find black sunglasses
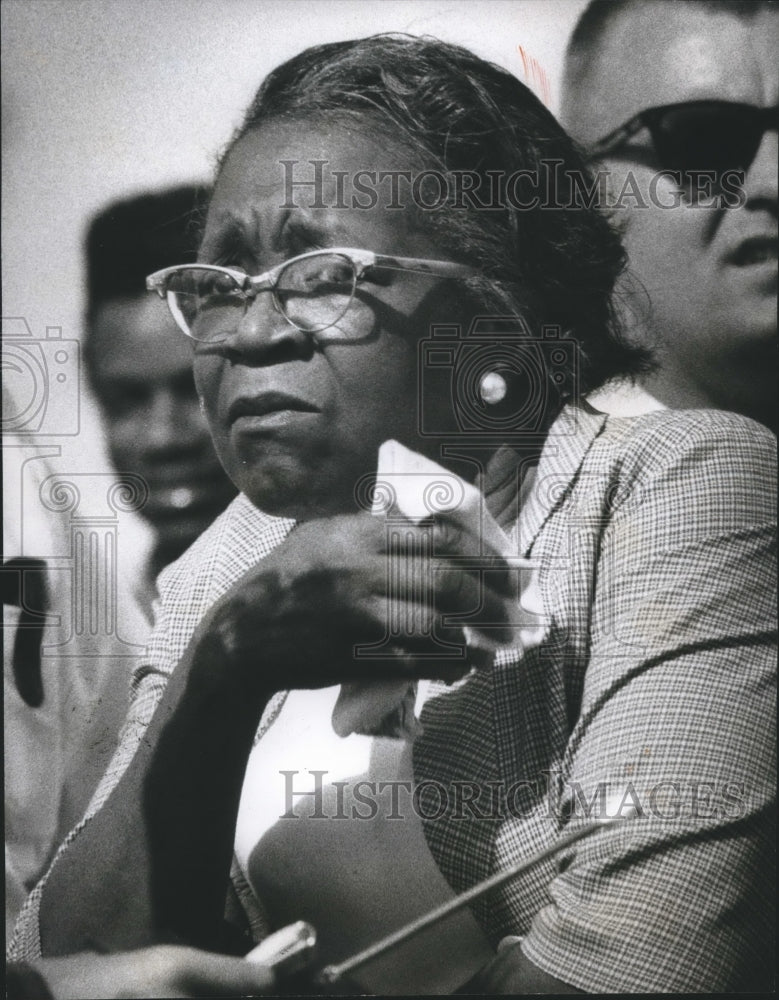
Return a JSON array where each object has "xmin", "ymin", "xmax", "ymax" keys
[{"xmin": 589, "ymin": 100, "xmax": 778, "ymax": 176}]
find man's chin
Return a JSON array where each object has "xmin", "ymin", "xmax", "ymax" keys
[
  {"xmin": 146, "ymin": 502, "xmax": 232, "ymax": 552},
  {"xmin": 242, "ymin": 482, "xmax": 358, "ymax": 522},
  {"xmin": 699, "ymin": 303, "xmax": 777, "ymax": 353},
  {"xmin": 710, "ymin": 339, "xmax": 778, "ymax": 433}
]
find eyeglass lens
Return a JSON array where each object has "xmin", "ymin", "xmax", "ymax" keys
[
  {"xmin": 648, "ymin": 105, "xmax": 771, "ymax": 176},
  {"xmin": 165, "ymin": 253, "xmax": 359, "ymax": 341}
]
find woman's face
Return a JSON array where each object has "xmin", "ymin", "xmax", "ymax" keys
[{"xmin": 195, "ymin": 119, "xmax": 466, "ymax": 519}]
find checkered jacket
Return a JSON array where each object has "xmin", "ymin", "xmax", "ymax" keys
[{"xmin": 10, "ymin": 404, "xmax": 777, "ymax": 992}]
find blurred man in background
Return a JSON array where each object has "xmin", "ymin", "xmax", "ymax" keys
[
  {"xmin": 84, "ymin": 186, "xmax": 237, "ymax": 611},
  {"xmin": 4, "ymin": 187, "xmax": 238, "ymax": 937},
  {"xmin": 562, "ymin": 0, "xmax": 777, "ymax": 432}
]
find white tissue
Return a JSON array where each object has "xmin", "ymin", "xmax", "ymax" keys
[{"xmin": 332, "ymin": 440, "xmax": 533, "ymax": 741}]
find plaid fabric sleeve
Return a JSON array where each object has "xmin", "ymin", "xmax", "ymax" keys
[{"xmin": 521, "ymin": 414, "xmax": 777, "ymax": 993}]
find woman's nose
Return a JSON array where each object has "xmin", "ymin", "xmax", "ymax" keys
[{"xmin": 225, "ymin": 290, "xmax": 312, "ymax": 359}]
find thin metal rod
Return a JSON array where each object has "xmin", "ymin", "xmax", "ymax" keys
[{"xmin": 317, "ymin": 816, "xmax": 626, "ymax": 984}]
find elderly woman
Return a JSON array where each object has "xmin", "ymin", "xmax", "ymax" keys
[{"xmin": 10, "ymin": 34, "xmax": 775, "ymax": 995}]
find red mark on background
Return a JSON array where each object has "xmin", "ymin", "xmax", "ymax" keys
[{"xmin": 518, "ymin": 45, "xmax": 551, "ymax": 107}]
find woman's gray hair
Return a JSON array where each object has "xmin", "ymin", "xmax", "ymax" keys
[{"xmin": 225, "ymin": 33, "xmax": 651, "ymax": 398}]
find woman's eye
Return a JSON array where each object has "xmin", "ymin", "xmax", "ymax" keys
[
  {"xmin": 280, "ymin": 256, "xmax": 353, "ymax": 293},
  {"xmin": 316, "ymin": 262, "xmax": 353, "ymax": 285},
  {"xmin": 198, "ymin": 272, "xmax": 243, "ymax": 300}
]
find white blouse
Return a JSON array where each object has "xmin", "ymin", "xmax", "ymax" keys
[{"xmin": 233, "ymin": 682, "xmax": 494, "ymax": 994}]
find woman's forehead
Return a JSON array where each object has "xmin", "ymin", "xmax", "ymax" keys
[
  {"xmin": 214, "ymin": 118, "xmax": 425, "ymax": 200},
  {"xmin": 203, "ymin": 120, "xmax": 434, "ymax": 259}
]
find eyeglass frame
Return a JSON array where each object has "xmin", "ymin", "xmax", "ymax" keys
[
  {"xmin": 146, "ymin": 247, "xmax": 478, "ymax": 341},
  {"xmin": 588, "ymin": 99, "xmax": 779, "ymax": 166}
]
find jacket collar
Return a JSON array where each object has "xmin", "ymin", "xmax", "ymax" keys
[{"xmin": 518, "ymin": 401, "xmax": 609, "ymax": 555}]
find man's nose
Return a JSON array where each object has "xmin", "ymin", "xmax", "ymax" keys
[
  {"xmin": 146, "ymin": 389, "xmax": 203, "ymax": 452},
  {"xmin": 225, "ymin": 290, "xmax": 311, "ymax": 359},
  {"xmin": 745, "ymin": 129, "xmax": 778, "ymax": 206}
]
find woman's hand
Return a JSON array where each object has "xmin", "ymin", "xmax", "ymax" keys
[{"xmin": 193, "ymin": 511, "xmax": 519, "ymax": 692}]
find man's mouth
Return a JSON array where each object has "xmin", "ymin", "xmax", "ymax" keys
[
  {"xmin": 148, "ymin": 479, "xmax": 231, "ymax": 514},
  {"xmin": 728, "ymin": 235, "xmax": 778, "ymax": 267}
]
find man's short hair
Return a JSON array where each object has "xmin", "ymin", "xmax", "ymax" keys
[
  {"xmin": 565, "ymin": 0, "xmax": 775, "ymax": 96},
  {"xmin": 85, "ymin": 185, "xmax": 210, "ymax": 321}
]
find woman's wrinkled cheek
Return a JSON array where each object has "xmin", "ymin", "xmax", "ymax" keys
[{"xmin": 193, "ymin": 354, "xmax": 230, "ymax": 459}]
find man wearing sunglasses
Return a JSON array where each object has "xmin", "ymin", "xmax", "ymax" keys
[{"xmin": 562, "ymin": 0, "xmax": 777, "ymax": 433}]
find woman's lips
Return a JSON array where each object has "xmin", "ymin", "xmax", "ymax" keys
[
  {"xmin": 228, "ymin": 391, "xmax": 319, "ymax": 421},
  {"xmin": 232, "ymin": 410, "xmax": 319, "ymax": 432},
  {"xmin": 228, "ymin": 391, "xmax": 320, "ymax": 432}
]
